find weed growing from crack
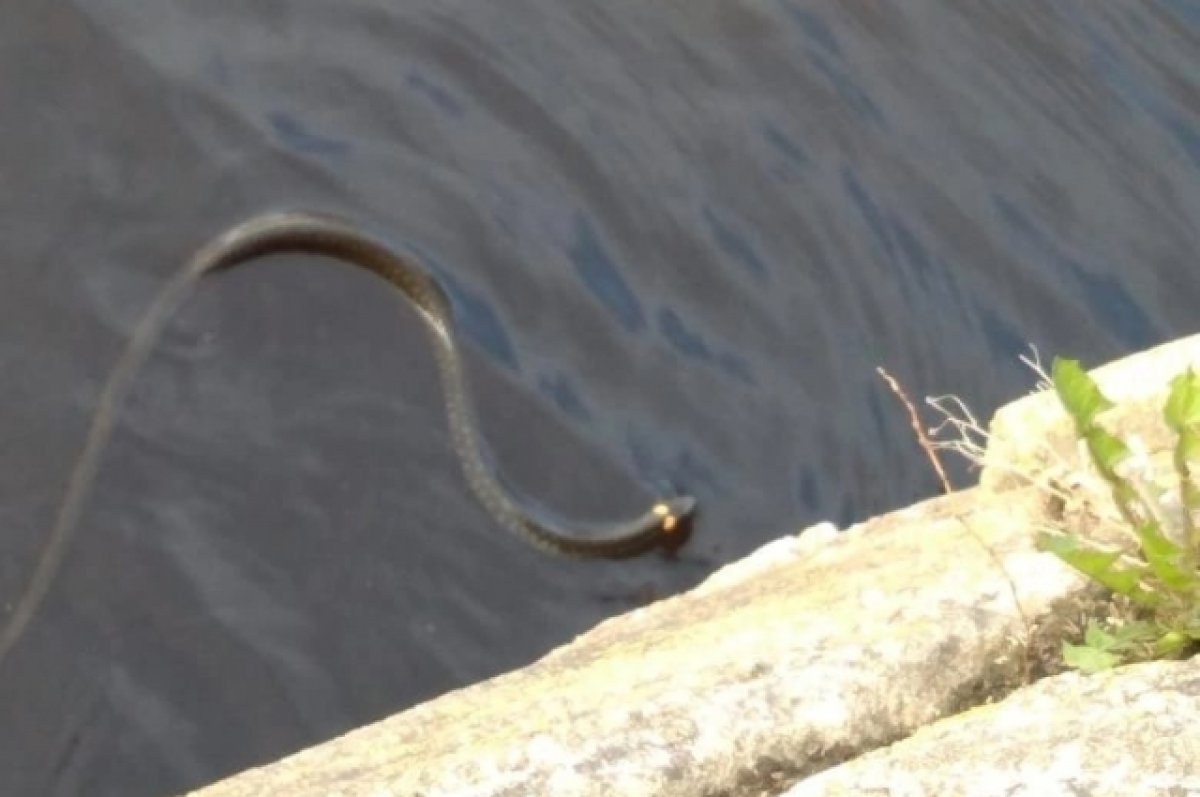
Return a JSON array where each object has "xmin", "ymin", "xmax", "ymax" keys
[{"xmin": 914, "ymin": 347, "xmax": 1200, "ymax": 672}]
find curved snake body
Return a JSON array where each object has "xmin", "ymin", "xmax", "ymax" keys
[{"xmin": 0, "ymin": 211, "xmax": 695, "ymax": 665}]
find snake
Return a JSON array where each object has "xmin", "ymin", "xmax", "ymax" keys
[{"xmin": 0, "ymin": 211, "xmax": 695, "ymax": 666}]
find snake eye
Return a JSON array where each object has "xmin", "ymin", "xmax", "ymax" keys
[{"xmin": 651, "ymin": 502, "xmax": 679, "ymax": 533}]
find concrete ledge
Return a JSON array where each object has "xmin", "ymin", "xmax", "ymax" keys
[
  {"xmin": 785, "ymin": 655, "xmax": 1200, "ymax": 796},
  {"xmin": 186, "ymin": 487, "xmax": 1075, "ymax": 797}
]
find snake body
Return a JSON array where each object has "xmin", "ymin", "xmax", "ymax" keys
[{"xmin": 0, "ymin": 211, "xmax": 694, "ymax": 665}]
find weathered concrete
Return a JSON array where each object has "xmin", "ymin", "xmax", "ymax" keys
[
  {"xmin": 784, "ymin": 656, "xmax": 1200, "ymax": 797},
  {"xmin": 184, "ymin": 334, "xmax": 1200, "ymax": 796},
  {"xmin": 186, "ymin": 487, "xmax": 1081, "ymax": 797}
]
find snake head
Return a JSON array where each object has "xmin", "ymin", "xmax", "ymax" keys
[{"xmin": 650, "ymin": 495, "xmax": 697, "ymax": 553}]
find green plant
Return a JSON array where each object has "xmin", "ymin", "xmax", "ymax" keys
[{"xmin": 1038, "ymin": 358, "xmax": 1200, "ymax": 673}]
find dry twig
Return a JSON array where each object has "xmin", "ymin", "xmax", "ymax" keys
[{"xmin": 877, "ymin": 366, "xmax": 954, "ymax": 494}]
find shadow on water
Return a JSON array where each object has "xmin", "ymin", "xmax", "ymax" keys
[{"xmin": 1, "ymin": 1, "xmax": 1198, "ymax": 794}]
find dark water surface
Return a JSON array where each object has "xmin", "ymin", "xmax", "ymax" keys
[{"xmin": 2, "ymin": 2, "xmax": 1198, "ymax": 794}]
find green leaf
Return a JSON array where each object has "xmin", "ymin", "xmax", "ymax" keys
[
  {"xmin": 1164, "ymin": 370, "xmax": 1200, "ymax": 431},
  {"xmin": 1132, "ymin": 521, "xmax": 1194, "ymax": 590},
  {"xmin": 1178, "ymin": 430, "xmax": 1200, "ymax": 465},
  {"xmin": 1082, "ymin": 427, "xmax": 1130, "ymax": 479},
  {"xmin": 1108, "ymin": 620, "xmax": 1158, "ymax": 649},
  {"xmin": 1155, "ymin": 631, "xmax": 1190, "ymax": 656},
  {"xmin": 1135, "ymin": 520, "xmax": 1181, "ymax": 559},
  {"xmin": 1147, "ymin": 558, "xmax": 1197, "ymax": 593},
  {"xmin": 1063, "ymin": 641, "xmax": 1119, "ymax": 673},
  {"xmin": 1181, "ymin": 478, "xmax": 1200, "ymax": 513},
  {"xmin": 1083, "ymin": 620, "xmax": 1116, "ymax": 651},
  {"xmin": 1108, "ymin": 480, "xmax": 1145, "ymax": 526},
  {"xmin": 1053, "ymin": 358, "xmax": 1113, "ymax": 431},
  {"xmin": 1037, "ymin": 533, "xmax": 1147, "ymax": 596}
]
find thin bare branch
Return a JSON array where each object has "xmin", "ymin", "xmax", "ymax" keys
[{"xmin": 877, "ymin": 366, "xmax": 954, "ymax": 494}]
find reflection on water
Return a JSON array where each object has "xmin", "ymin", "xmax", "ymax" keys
[{"xmin": 1, "ymin": 1, "xmax": 1198, "ymax": 794}]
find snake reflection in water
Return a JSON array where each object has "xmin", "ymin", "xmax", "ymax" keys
[{"xmin": 0, "ymin": 211, "xmax": 696, "ymax": 666}]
